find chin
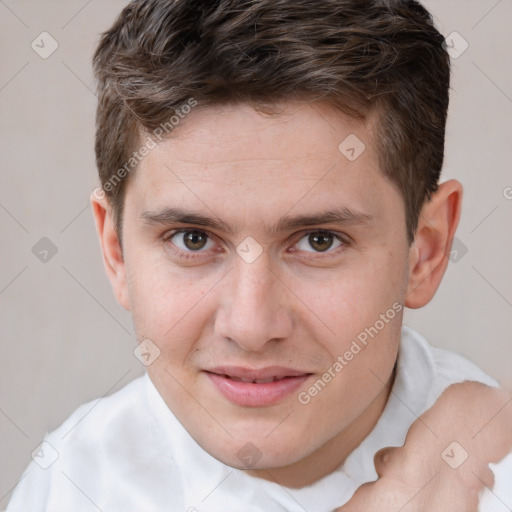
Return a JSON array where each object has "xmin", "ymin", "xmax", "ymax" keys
[{"xmin": 200, "ymin": 433, "xmax": 309, "ymax": 471}]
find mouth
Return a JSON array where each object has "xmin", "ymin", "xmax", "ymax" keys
[
  {"xmin": 215, "ymin": 375, "xmax": 293, "ymax": 384},
  {"xmin": 203, "ymin": 366, "xmax": 313, "ymax": 407}
]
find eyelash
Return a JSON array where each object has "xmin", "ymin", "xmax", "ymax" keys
[
  {"xmin": 162, "ymin": 229, "xmax": 217, "ymax": 261},
  {"xmin": 162, "ymin": 229, "xmax": 350, "ymax": 260},
  {"xmin": 288, "ymin": 230, "xmax": 349, "ymax": 258}
]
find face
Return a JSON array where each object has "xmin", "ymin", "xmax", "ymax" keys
[{"xmin": 108, "ymin": 102, "xmax": 412, "ymax": 481}]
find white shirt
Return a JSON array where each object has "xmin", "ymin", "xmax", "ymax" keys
[{"xmin": 7, "ymin": 327, "xmax": 512, "ymax": 511}]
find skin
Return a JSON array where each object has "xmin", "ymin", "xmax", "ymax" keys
[
  {"xmin": 338, "ymin": 382, "xmax": 512, "ymax": 511},
  {"xmin": 91, "ymin": 101, "xmax": 463, "ymax": 488}
]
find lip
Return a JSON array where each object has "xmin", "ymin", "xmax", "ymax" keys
[{"xmin": 204, "ymin": 366, "xmax": 313, "ymax": 407}]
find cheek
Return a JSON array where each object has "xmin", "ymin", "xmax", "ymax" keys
[
  {"xmin": 296, "ymin": 251, "xmax": 406, "ymax": 352},
  {"xmin": 292, "ymin": 250, "xmax": 405, "ymax": 419},
  {"xmin": 125, "ymin": 253, "xmax": 213, "ymax": 344}
]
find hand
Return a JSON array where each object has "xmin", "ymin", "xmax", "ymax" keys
[{"xmin": 337, "ymin": 382, "xmax": 512, "ymax": 512}]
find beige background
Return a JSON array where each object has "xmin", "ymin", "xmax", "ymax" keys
[{"xmin": 0, "ymin": 0, "xmax": 511, "ymax": 506}]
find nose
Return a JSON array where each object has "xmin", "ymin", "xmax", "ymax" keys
[{"xmin": 214, "ymin": 257, "xmax": 293, "ymax": 352}]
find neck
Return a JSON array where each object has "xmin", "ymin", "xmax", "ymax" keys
[{"xmin": 246, "ymin": 369, "xmax": 395, "ymax": 488}]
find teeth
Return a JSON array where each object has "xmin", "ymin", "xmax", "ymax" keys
[{"xmin": 225, "ymin": 375, "xmax": 283, "ymax": 383}]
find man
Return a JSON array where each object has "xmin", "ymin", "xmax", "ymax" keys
[{"xmin": 8, "ymin": 0, "xmax": 512, "ymax": 510}]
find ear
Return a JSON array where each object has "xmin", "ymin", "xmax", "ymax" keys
[
  {"xmin": 90, "ymin": 189, "xmax": 131, "ymax": 311},
  {"xmin": 405, "ymin": 180, "xmax": 463, "ymax": 309}
]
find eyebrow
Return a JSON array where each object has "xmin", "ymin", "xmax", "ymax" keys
[{"xmin": 140, "ymin": 206, "xmax": 373, "ymax": 235}]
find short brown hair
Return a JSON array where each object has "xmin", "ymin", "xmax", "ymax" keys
[{"xmin": 93, "ymin": 0, "xmax": 450, "ymax": 242}]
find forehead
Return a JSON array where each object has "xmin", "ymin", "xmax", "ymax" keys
[
  {"xmin": 127, "ymin": 102, "xmax": 403, "ymax": 231},
  {"xmin": 140, "ymin": 102, "xmax": 375, "ymax": 170}
]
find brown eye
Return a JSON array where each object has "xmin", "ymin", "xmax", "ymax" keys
[
  {"xmin": 295, "ymin": 231, "xmax": 343, "ymax": 253},
  {"xmin": 183, "ymin": 231, "xmax": 208, "ymax": 250},
  {"xmin": 170, "ymin": 230, "xmax": 213, "ymax": 251},
  {"xmin": 308, "ymin": 232, "xmax": 334, "ymax": 252}
]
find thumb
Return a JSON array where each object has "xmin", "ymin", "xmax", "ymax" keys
[{"xmin": 374, "ymin": 446, "xmax": 403, "ymax": 478}]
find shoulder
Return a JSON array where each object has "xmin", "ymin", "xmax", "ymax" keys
[
  {"xmin": 45, "ymin": 373, "xmax": 150, "ymax": 451},
  {"xmin": 399, "ymin": 326, "xmax": 498, "ymax": 407},
  {"xmin": 71, "ymin": 372, "xmax": 146, "ymax": 421},
  {"xmin": 7, "ymin": 374, "xmax": 157, "ymax": 511}
]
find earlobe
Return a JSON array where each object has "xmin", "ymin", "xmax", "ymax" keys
[
  {"xmin": 405, "ymin": 180, "xmax": 463, "ymax": 309},
  {"xmin": 90, "ymin": 190, "xmax": 131, "ymax": 311}
]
